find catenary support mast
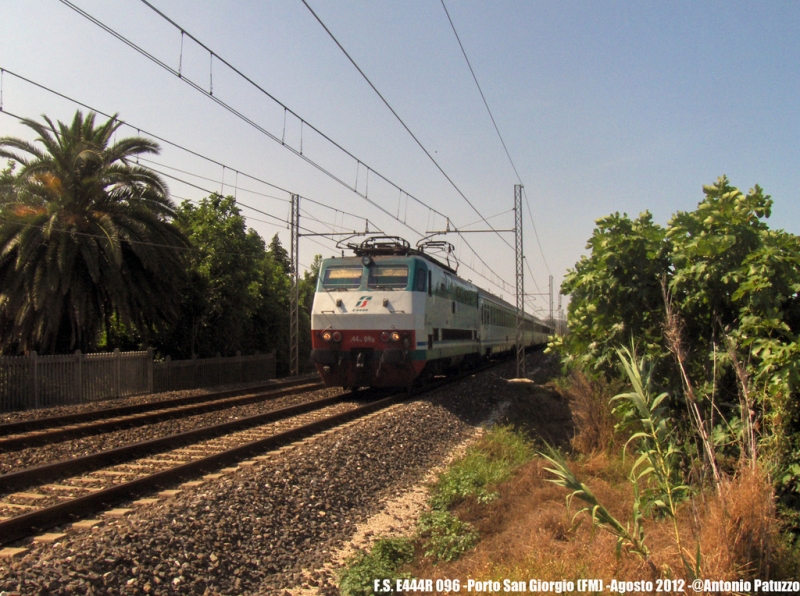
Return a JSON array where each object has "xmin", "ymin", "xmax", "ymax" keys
[
  {"xmin": 515, "ymin": 184, "xmax": 525, "ymax": 378},
  {"xmin": 289, "ymin": 194, "xmax": 300, "ymax": 376}
]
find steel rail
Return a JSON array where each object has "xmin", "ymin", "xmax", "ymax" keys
[
  {"xmin": 0, "ymin": 380, "xmax": 323, "ymax": 450},
  {"xmin": 0, "ymin": 374, "xmax": 319, "ymax": 436},
  {"xmin": 0, "ymin": 358, "xmax": 509, "ymax": 546},
  {"xmin": 0, "ymin": 389, "xmax": 354, "ymax": 494},
  {"xmin": 0, "ymin": 392, "xmax": 390, "ymax": 545}
]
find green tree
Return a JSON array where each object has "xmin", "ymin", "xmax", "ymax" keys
[
  {"xmin": 298, "ymin": 254, "xmax": 322, "ymax": 368},
  {"xmin": 153, "ymin": 194, "xmax": 268, "ymax": 357},
  {"xmin": 552, "ymin": 176, "xmax": 800, "ymax": 515},
  {"xmin": 0, "ymin": 111, "xmax": 187, "ymax": 354},
  {"xmin": 551, "ymin": 211, "xmax": 670, "ymax": 377},
  {"xmin": 268, "ymin": 233, "xmax": 292, "ymax": 273},
  {"xmin": 666, "ymin": 178, "xmax": 774, "ymax": 378},
  {"xmin": 149, "ymin": 195, "xmax": 321, "ymax": 373}
]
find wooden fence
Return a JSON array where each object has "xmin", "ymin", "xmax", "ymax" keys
[{"xmin": 0, "ymin": 350, "xmax": 276, "ymax": 413}]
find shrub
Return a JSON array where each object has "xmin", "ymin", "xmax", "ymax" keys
[
  {"xmin": 418, "ymin": 509, "xmax": 479, "ymax": 562},
  {"xmin": 338, "ymin": 538, "xmax": 414, "ymax": 596},
  {"xmin": 430, "ymin": 426, "xmax": 534, "ymax": 510}
]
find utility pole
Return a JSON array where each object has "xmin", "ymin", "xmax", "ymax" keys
[
  {"xmin": 514, "ymin": 184, "xmax": 525, "ymax": 378},
  {"xmin": 549, "ymin": 274, "xmax": 554, "ymax": 323},
  {"xmin": 289, "ymin": 194, "xmax": 300, "ymax": 376}
]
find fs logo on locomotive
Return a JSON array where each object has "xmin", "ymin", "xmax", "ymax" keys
[{"xmin": 354, "ymin": 296, "xmax": 372, "ymax": 310}]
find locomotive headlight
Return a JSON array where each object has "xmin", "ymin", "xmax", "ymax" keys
[
  {"xmin": 380, "ymin": 332, "xmax": 390, "ymax": 342},
  {"xmin": 321, "ymin": 331, "xmax": 333, "ymax": 342},
  {"xmin": 332, "ymin": 331, "xmax": 342, "ymax": 342},
  {"xmin": 390, "ymin": 331, "xmax": 401, "ymax": 342}
]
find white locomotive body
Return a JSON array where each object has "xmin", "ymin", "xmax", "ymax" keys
[{"xmin": 310, "ymin": 237, "xmax": 551, "ymax": 388}]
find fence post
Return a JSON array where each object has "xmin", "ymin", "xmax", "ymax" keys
[
  {"xmin": 165, "ymin": 355, "xmax": 172, "ymax": 391},
  {"xmin": 236, "ymin": 350, "xmax": 242, "ymax": 384},
  {"xmin": 114, "ymin": 348, "xmax": 121, "ymax": 398},
  {"xmin": 31, "ymin": 351, "xmax": 39, "ymax": 409},
  {"xmin": 146, "ymin": 348, "xmax": 154, "ymax": 395},
  {"xmin": 192, "ymin": 353, "xmax": 198, "ymax": 389},
  {"xmin": 75, "ymin": 350, "xmax": 83, "ymax": 403},
  {"xmin": 216, "ymin": 352, "xmax": 221, "ymax": 387}
]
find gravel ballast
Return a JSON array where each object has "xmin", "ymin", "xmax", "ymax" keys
[
  {"xmin": 0, "ymin": 380, "xmax": 311, "ymax": 425},
  {"xmin": 0, "ymin": 387, "xmax": 344, "ymax": 475},
  {"xmin": 0, "ymin": 361, "xmax": 522, "ymax": 595}
]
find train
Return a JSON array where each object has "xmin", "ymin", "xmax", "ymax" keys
[{"xmin": 310, "ymin": 236, "xmax": 553, "ymax": 388}]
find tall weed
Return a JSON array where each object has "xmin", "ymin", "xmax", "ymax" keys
[
  {"xmin": 563, "ymin": 370, "xmax": 620, "ymax": 454},
  {"xmin": 541, "ymin": 446, "xmax": 655, "ymax": 572},
  {"xmin": 700, "ymin": 466, "xmax": 792, "ymax": 580},
  {"xmin": 612, "ymin": 346, "xmax": 697, "ymax": 577},
  {"xmin": 542, "ymin": 347, "xmax": 699, "ymax": 578}
]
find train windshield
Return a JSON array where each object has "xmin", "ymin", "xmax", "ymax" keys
[
  {"xmin": 367, "ymin": 265, "xmax": 408, "ymax": 290},
  {"xmin": 321, "ymin": 266, "xmax": 362, "ymax": 290}
]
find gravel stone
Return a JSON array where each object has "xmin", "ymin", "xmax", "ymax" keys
[
  {"xmin": 0, "ymin": 356, "xmax": 539, "ymax": 595},
  {"xmin": 0, "ymin": 386, "xmax": 344, "ymax": 474}
]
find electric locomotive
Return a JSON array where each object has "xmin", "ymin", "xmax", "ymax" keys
[{"xmin": 310, "ymin": 237, "xmax": 552, "ymax": 388}]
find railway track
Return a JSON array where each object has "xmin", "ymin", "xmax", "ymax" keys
[
  {"xmin": 0, "ymin": 374, "xmax": 322, "ymax": 450},
  {"xmin": 0, "ymin": 387, "xmax": 389, "ymax": 546},
  {"xmin": 0, "ymin": 359, "xmax": 506, "ymax": 548}
]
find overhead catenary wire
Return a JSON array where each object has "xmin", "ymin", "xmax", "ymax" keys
[
  {"xmin": 439, "ymin": 0, "xmax": 552, "ymax": 281},
  {"xmin": 0, "ymin": 68, "xmax": 295, "ymax": 199},
  {"xmin": 296, "ymin": 1, "xmax": 522, "ymax": 294},
  {"xmin": 138, "ymin": 164, "xmax": 354, "ymax": 242},
  {"xmin": 117, "ymin": 0, "xmax": 516, "ymax": 295},
  {"xmin": 300, "ymin": 0, "xmax": 515, "ymax": 254},
  {"xmin": 137, "ymin": 157, "xmax": 289, "ymax": 205},
  {"xmin": 0, "ymin": 68, "xmax": 374, "ymax": 250},
  {"xmin": 0, "ymin": 112, "xmax": 358, "ymax": 257},
  {"xmin": 57, "ymin": 0, "xmax": 395, "ymax": 223},
  {"xmin": 6, "ymin": 0, "xmax": 510, "ymax": 291}
]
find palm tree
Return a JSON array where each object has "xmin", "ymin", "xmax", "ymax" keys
[{"xmin": 0, "ymin": 110, "xmax": 187, "ymax": 354}]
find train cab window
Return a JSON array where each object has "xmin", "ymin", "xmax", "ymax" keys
[
  {"xmin": 415, "ymin": 268, "xmax": 427, "ymax": 292},
  {"xmin": 367, "ymin": 265, "xmax": 408, "ymax": 290},
  {"xmin": 322, "ymin": 266, "xmax": 362, "ymax": 290}
]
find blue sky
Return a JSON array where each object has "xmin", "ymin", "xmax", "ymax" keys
[{"xmin": 1, "ymin": 1, "xmax": 798, "ymax": 317}]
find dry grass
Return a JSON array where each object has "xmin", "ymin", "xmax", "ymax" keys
[
  {"xmin": 410, "ymin": 457, "xmax": 656, "ymax": 584},
  {"xmin": 559, "ymin": 370, "xmax": 620, "ymax": 454},
  {"xmin": 407, "ymin": 459, "xmax": 795, "ymax": 587},
  {"xmin": 700, "ymin": 466, "xmax": 797, "ymax": 580},
  {"xmin": 404, "ymin": 372, "xmax": 797, "ymax": 589}
]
